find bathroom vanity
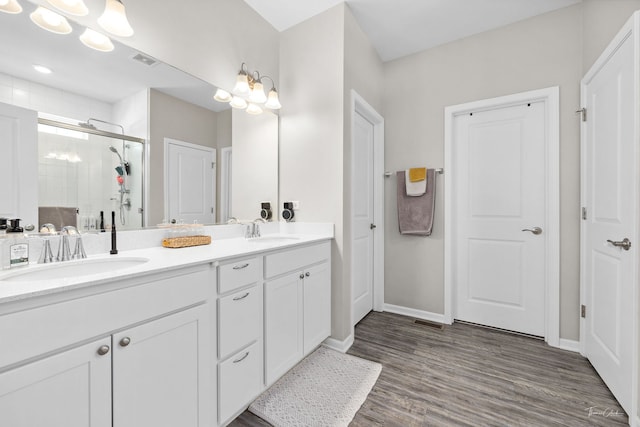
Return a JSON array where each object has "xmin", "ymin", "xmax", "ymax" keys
[{"xmin": 0, "ymin": 225, "xmax": 333, "ymax": 427}]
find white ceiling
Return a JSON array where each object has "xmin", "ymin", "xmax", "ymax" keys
[
  {"xmin": 243, "ymin": 0, "xmax": 583, "ymax": 62},
  {"xmin": 0, "ymin": 1, "xmax": 222, "ymax": 113}
]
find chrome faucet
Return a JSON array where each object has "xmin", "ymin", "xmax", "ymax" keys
[
  {"xmin": 39, "ymin": 226, "xmax": 86, "ymax": 264},
  {"xmin": 245, "ymin": 218, "xmax": 267, "ymax": 239}
]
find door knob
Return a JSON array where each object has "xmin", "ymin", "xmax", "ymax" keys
[
  {"xmin": 607, "ymin": 238, "xmax": 631, "ymax": 251},
  {"xmin": 522, "ymin": 227, "xmax": 542, "ymax": 235},
  {"xmin": 119, "ymin": 337, "xmax": 131, "ymax": 347}
]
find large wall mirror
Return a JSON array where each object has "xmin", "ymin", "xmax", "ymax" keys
[{"xmin": 0, "ymin": 0, "xmax": 278, "ymax": 230}]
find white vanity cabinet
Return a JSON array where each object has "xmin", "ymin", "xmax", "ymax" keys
[
  {"xmin": 0, "ymin": 265, "xmax": 213, "ymax": 427},
  {"xmin": 264, "ymin": 241, "xmax": 331, "ymax": 385},
  {"xmin": 217, "ymin": 256, "xmax": 263, "ymax": 425}
]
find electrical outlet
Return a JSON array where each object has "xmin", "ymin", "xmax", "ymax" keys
[{"xmin": 292, "ymin": 201, "xmax": 300, "ymax": 210}]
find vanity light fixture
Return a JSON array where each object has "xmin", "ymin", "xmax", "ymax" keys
[
  {"xmin": 98, "ymin": 0, "xmax": 134, "ymax": 37},
  {"xmin": 0, "ymin": 0, "xmax": 22, "ymax": 14},
  {"xmin": 47, "ymin": 0, "xmax": 88, "ymax": 16},
  {"xmin": 229, "ymin": 96, "xmax": 248, "ymax": 110},
  {"xmin": 213, "ymin": 88, "xmax": 232, "ymax": 103},
  {"xmin": 30, "ymin": 6, "xmax": 72, "ymax": 34},
  {"xmin": 219, "ymin": 63, "xmax": 282, "ymax": 114},
  {"xmin": 246, "ymin": 103, "xmax": 263, "ymax": 115},
  {"xmin": 80, "ymin": 28, "xmax": 114, "ymax": 52}
]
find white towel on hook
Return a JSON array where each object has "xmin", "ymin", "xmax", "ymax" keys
[{"xmin": 405, "ymin": 170, "xmax": 427, "ymax": 196}]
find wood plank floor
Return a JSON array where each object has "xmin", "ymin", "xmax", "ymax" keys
[{"xmin": 230, "ymin": 311, "xmax": 628, "ymax": 426}]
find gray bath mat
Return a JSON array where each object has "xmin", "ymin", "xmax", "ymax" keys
[{"xmin": 249, "ymin": 346, "xmax": 381, "ymax": 427}]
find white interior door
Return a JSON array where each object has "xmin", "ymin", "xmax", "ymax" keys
[
  {"xmin": 0, "ymin": 102, "xmax": 38, "ymax": 227},
  {"xmin": 581, "ymin": 20, "xmax": 635, "ymax": 416},
  {"xmin": 453, "ymin": 101, "xmax": 547, "ymax": 336},
  {"xmin": 352, "ymin": 110, "xmax": 375, "ymax": 325},
  {"xmin": 165, "ymin": 138, "xmax": 215, "ymax": 224}
]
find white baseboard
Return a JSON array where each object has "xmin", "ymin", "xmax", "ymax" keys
[
  {"xmin": 323, "ymin": 334, "xmax": 354, "ymax": 353},
  {"xmin": 555, "ymin": 338, "xmax": 580, "ymax": 353},
  {"xmin": 383, "ymin": 303, "xmax": 451, "ymax": 325}
]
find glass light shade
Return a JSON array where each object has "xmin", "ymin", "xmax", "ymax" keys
[
  {"xmin": 30, "ymin": 7, "xmax": 72, "ymax": 34},
  {"xmin": 232, "ymin": 72, "xmax": 250, "ymax": 97},
  {"xmin": 229, "ymin": 96, "xmax": 248, "ymax": 109},
  {"xmin": 98, "ymin": 0, "xmax": 134, "ymax": 37},
  {"xmin": 80, "ymin": 28, "xmax": 114, "ymax": 52},
  {"xmin": 0, "ymin": 0, "xmax": 22, "ymax": 14},
  {"xmin": 246, "ymin": 103, "xmax": 263, "ymax": 115},
  {"xmin": 249, "ymin": 81, "xmax": 267, "ymax": 104},
  {"xmin": 213, "ymin": 88, "xmax": 232, "ymax": 103},
  {"xmin": 265, "ymin": 89, "xmax": 282, "ymax": 110},
  {"xmin": 47, "ymin": 0, "xmax": 88, "ymax": 16}
]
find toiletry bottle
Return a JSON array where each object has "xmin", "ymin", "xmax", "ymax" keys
[
  {"xmin": 0, "ymin": 218, "xmax": 7, "ymax": 235},
  {"xmin": 100, "ymin": 211, "xmax": 105, "ymax": 232},
  {"xmin": 5, "ymin": 219, "xmax": 28, "ymax": 268}
]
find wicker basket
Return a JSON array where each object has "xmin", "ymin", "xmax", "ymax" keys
[{"xmin": 162, "ymin": 235, "xmax": 211, "ymax": 248}]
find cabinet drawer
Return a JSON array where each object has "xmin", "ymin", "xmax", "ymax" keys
[
  {"xmin": 218, "ymin": 257, "xmax": 260, "ymax": 294},
  {"xmin": 218, "ymin": 285, "xmax": 260, "ymax": 360},
  {"xmin": 218, "ymin": 342, "xmax": 261, "ymax": 424},
  {"xmin": 265, "ymin": 241, "xmax": 330, "ymax": 279}
]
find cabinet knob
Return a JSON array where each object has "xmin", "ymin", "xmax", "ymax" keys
[
  {"xmin": 305, "ymin": 272, "xmax": 310, "ymax": 277},
  {"xmin": 119, "ymin": 337, "xmax": 131, "ymax": 347},
  {"xmin": 97, "ymin": 345, "xmax": 110, "ymax": 356},
  {"xmin": 299, "ymin": 273, "xmax": 304, "ymax": 279}
]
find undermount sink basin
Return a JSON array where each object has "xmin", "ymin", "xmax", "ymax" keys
[
  {"xmin": 248, "ymin": 235, "xmax": 301, "ymax": 244},
  {"xmin": 1, "ymin": 257, "xmax": 150, "ymax": 282}
]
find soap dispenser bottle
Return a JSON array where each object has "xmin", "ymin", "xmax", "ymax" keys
[{"xmin": 5, "ymin": 219, "xmax": 29, "ymax": 268}]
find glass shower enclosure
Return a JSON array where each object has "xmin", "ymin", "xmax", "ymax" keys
[{"xmin": 37, "ymin": 118, "xmax": 145, "ymax": 231}]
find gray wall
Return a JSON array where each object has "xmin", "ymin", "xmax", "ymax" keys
[
  {"xmin": 148, "ymin": 89, "xmax": 218, "ymax": 225},
  {"xmin": 382, "ymin": 1, "xmax": 640, "ymax": 344},
  {"xmin": 279, "ymin": 5, "xmax": 347, "ymax": 340}
]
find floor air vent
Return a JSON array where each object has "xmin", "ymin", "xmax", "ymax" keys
[{"xmin": 413, "ymin": 319, "xmax": 444, "ymax": 330}]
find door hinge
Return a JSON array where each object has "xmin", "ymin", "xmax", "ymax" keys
[
  {"xmin": 576, "ymin": 108, "xmax": 587, "ymax": 122},
  {"xmin": 211, "ymin": 207, "xmax": 214, "ymax": 214},
  {"xmin": 582, "ymin": 207, "xmax": 587, "ymax": 220},
  {"xmin": 581, "ymin": 304, "xmax": 586, "ymax": 318},
  {"xmin": 211, "ymin": 162, "xmax": 216, "ymax": 169}
]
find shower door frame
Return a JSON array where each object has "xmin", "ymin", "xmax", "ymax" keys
[{"xmin": 38, "ymin": 118, "xmax": 147, "ymax": 227}]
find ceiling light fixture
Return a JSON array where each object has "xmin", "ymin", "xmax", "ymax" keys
[
  {"xmin": 218, "ymin": 63, "xmax": 281, "ymax": 114},
  {"xmin": 98, "ymin": 0, "xmax": 134, "ymax": 37},
  {"xmin": 33, "ymin": 64, "xmax": 52, "ymax": 74},
  {"xmin": 80, "ymin": 28, "xmax": 114, "ymax": 52},
  {"xmin": 30, "ymin": 6, "xmax": 72, "ymax": 34},
  {"xmin": 47, "ymin": 0, "xmax": 88, "ymax": 16},
  {"xmin": 0, "ymin": 0, "xmax": 22, "ymax": 14}
]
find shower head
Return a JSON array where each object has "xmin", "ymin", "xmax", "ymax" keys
[
  {"xmin": 109, "ymin": 145, "xmax": 124, "ymax": 163},
  {"xmin": 78, "ymin": 121, "xmax": 97, "ymax": 130}
]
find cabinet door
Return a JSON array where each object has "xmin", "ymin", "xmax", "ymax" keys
[
  {"xmin": 303, "ymin": 262, "xmax": 331, "ymax": 354},
  {"xmin": 112, "ymin": 304, "xmax": 211, "ymax": 427},
  {"xmin": 0, "ymin": 337, "xmax": 112, "ymax": 427},
  {"xmin": 264, "ymin": 272, "xmax": 303, "ymax": 385}
]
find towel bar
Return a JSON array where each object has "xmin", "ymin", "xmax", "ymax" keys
[{"xmin": 384, "ymin": 168, "xmax": 443, "ymax": 177}]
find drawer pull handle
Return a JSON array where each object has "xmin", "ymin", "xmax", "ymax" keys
[
  {"xmin": 233, "ymin": 292, "xmax": 250, "ymax": 301},
  {"xmin": 119, "ymin": 337, "xmax": 131, "ymax": 347},
  {"xmin": 305, "ymin": 272, "xmax": 310, "ymax": 277},
  {"xmin": 233, "ymin": 263, "xmax": 250, "ymax": 270},
  {"xmin": 233, "ymin": 351, "xmax": 250, "ymax": 363},
  {"xmin": 97, "ymin": 345, "xmax": 110, "ymax": 356}
]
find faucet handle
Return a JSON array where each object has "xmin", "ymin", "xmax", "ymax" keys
[
  {"xmin": 57, "ymin": 234, "xmax": 72, "ymax": 262},
  {"xmin": 72, "ymin": 235, "xmax": 87, "ymax": 260},
  {"xmin": 38, "ymin": 239, "xmax": 54, "ymax": 264}
]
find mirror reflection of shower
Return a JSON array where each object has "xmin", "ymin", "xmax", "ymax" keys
[
  {"xmin": 38, "ymin": 117, "xmax": 145, "ymax": 231},
  {"xmin": 80, "ymin": 118, "xmax": 132, "ymax": 226}
]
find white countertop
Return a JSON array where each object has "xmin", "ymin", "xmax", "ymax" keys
[{"xmin": 0, "ymin": 224, "xmax": 333, "ymax": 305}]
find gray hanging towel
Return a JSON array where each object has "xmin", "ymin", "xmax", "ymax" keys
[{"xmin": 397, "ymin": 169, "xmax": 436, "ymax": 236}]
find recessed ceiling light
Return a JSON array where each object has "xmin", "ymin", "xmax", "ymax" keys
[{"xmin": 33, "ymin": 64, "xmax": 52, "ymax": 74}]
